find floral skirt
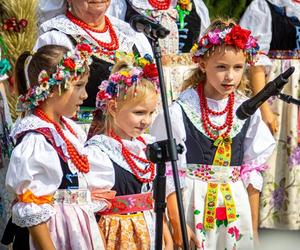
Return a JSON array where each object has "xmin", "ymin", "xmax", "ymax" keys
[
  {"xmin": 99, "ymin": 212, "xmax": 150, "ymax": 250},
  {"xmin": 183, "ymin": 176, "xmax": 254, "ymax": 250}
]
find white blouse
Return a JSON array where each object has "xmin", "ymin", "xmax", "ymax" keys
[
  {"xmin": 6, "ymin": 115, "xmax": 109, "ymax": 227},
  {"xmin": 107, "ymin": 0, "xmax": 210, "ymax": 37},
  {"xmin": 34, "ymin": 14, "xmax": 153, "ymax": 57},
  {"xmin": 240, "ymin": 0, "xmax": 300, "ymax": 66},
  {"xmin": 85, "ymin": 134, "xmax": 156, "ymax": 193},
  {"xmin": 150, "ymin": 88, "xmax": 276, "ymax": 191}
]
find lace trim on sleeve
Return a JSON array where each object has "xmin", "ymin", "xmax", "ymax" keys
[{"xmin": 12, "ymin": 202, "xmax": 56, "ymax": 227}]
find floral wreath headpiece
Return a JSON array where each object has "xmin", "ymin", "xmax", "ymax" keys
[
  {"xmin": 17, "ymin": 43, "xmax": 93, "ymax": 111},
  {"xmin": 96, "ymin": 54, "xmax": 159, "ymax": 111},
  {"xmin": 191, "ymin": 24, "xmax": 260, "ymax": 65}
]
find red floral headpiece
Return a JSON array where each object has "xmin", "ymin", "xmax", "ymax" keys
[{"xmin": 191, "ymin": 24, "xmax": 259, "ymax": 65}]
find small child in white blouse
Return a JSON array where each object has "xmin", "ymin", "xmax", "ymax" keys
[
  {"xmin": 85, "ymin": 58, "xmax": 173, "ymax": 250},
  {"xmin": 151, "ymin": 18, "xmax": 276, "ymax": 249},
  {"xmin": 5, "ymin": 44, "xmax": 108, "ymax": 250}
]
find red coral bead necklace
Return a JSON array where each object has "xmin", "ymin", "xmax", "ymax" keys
[
  {"xmin": 35, "ymin": 108, "xmax": 90, "ymax": 173},
  {"xmin": 66, "ymin": 10, "xmax": 119, "ymax": 55},
  {"xmin": 197, "ymin": 84, "xmax": 234, "ymax": 141},
  {"xmin": 109, "ymin": 131, "xmax": 155, "ymax": 183},
  {"xmin": 149, "ymin": 0, "xmax": 171, "ymax": 10}
]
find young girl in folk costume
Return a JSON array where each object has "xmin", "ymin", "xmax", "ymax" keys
[
  {"xmin": 5, "ymin": 44, "xmax": 108, "ymax": 250},
  {"xmin": 151, "ymin": 19, "xmax": 276, "ymax": 249},
  {"xmin": 85, "ymin": 58, "xmax": 173, "ymax": 250}
]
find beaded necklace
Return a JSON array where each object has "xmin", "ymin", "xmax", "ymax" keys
[
  {"xmin": 35, "ymin": 108, "xmax": 90, "ymax": 173},
  {"xmin": 149, "ymin": 0, "xmax": 171, "ymax": 10},
  {"xmin": 66, "ymin": 10, "xmax": 119, "ymax": 55},
  {"xmin": 110, "ymin": 131, "xmax": 155, "ymax": 183},
  {"xmin": 197, "ymin": 84, "xmax": 234, "ymax": 141}
]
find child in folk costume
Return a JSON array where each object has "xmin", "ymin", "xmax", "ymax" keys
[
  {"xmin": 151, "ymin": 19, "xmax": 276, "ymax": 249},
  {"xmin": 5, "ymin": 44, "xmax": 109, "ymax": 250},
  {"xmin": 85, "ymin": 58, "xmax": 173, "ymax": 250}
]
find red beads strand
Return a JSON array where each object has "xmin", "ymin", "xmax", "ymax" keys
[
  {"xmin": 149, "ymin": 0, "xmax": 171, "ymax": 10},
  {"xmin": 35, "ymin": 108, "xmax": 90, "ymax": 173},
  {"xmin": 66, "ymin": 10, "xmax": 119, "ymax": 55},
  {"xmin": 110, "ymin": 131, "xmax": 155, "ymax": 183},
  {"xmin": 197, "ymin": 84, "xmax": 234, "ymax": 141}
]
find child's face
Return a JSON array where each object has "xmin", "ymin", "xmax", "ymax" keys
[
  {"xmin": 52, "ymin": 74, "xmax": 88, "ymax": 117},
  {"xmin": 199, "ymin": 46, "xmax": 246, "ymax": 100},
  {"xmin": 112, "ymin": 96, "xmax": 157, "ymax": 140}
]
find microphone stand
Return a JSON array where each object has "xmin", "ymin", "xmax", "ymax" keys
[
  {"xmin": 147, "ymin": 39, "xmax": 189, "ymax": 249},
  {"xmin": 278, "ymin": 93, "xmax": 300, "ymax": 106}
]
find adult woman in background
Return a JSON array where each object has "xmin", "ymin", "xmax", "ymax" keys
[
  {"xmin": 240, "ymin": 0, "xmax": 300, "ymax": 232},
  {"xmin": 36, "ymin": 0, "xmax": 153, "ymax": 118}
]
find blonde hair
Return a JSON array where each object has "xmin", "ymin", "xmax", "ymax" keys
[
  {"xmin": 182, "ymin": 18, "xmax": 249, "ymax": 94},
  {"xmin": 88, "ymin": 61, "xmax": 158, "ymax": 138}
]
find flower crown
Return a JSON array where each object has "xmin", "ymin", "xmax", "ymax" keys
[
  {"xmin": 17, "ymin": 44, "xmax": 93, "ymax": 111},
  {"xmin": 191, "ymin": 24, "xmax": 259, "ymax": 64},
  {"xmin": 96, "ymin": 54, "xmax": 159, "ymax": 111}
]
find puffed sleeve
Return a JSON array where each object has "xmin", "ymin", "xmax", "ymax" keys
[
  {"xmin": 34, "ymin": 30, "xmax": 74, "ymax": 51},
  {"xmin": 150, "ymin": 102, "xmax": 186, "ymax": 197},
  {"xmin": 6, "ymin": 133, "xmax": 63, "ymax": 227},
  {"xmin": 85, "ymin": 137, "xmax": 115, "ymax": 212},
  {"xmin": 239, "ymin": 0, "xmax": 273, "ymax": 68},
  {"xmin": 241, "ymin": 110, "xmax": 275, "ymax": 191},
  {"xmin": 194, "ymin": 0, "xmax": 210, "ymax": 36},
  {"xmin": 107, "ymin": 0, "xmax": 127, "ymax": 20}
]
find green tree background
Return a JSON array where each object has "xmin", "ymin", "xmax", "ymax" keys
[{"xmin": 203, "ymin": 0, "xmax": 252, "ymax": 21}]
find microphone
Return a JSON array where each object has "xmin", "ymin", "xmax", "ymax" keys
[
  {"xmin": 129, "ymin": 14, "xmax": 170, "ymax": 40},
  {"xmin": 236, "ymin": 66, "xmax": 295, "ymax": 120}
]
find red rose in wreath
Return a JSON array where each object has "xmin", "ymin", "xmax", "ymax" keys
[
  {"xmin": 77, "ymin": 43, "xmax": 92, "ymax": 53},
  {"xmin": 143, "ymin": 63, "xmax": 158, "ymax": 79},
  {"xmin": 225, "ymin": 25, "xmax": 250, "ymax": 50},
  {"xmin": 63, "ymin": 58, "xmax": 76, "ymax": 70}
]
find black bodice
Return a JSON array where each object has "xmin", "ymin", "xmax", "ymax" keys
[
  {"xmin": 267, "ymin": 0, "xmax": 300, "ymax": 50},
  {"xmin": 180, "ymin": 105, "xmax": 250, "ymax": 166},
  {"xmin": 111, "ymin": 161, "xmax": 143, "ymax": 196}
]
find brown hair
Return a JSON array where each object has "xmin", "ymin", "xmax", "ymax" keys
[
  {"xmin": 15, "ymin": 44, "xmax": 89, "ymax": 96},
  {"xmin": 182, "ymin": 18, "xmax": 248, "ymax": 94},
  {"xmin": 87, "ymin": 61, "xmax": 158, "ymax": 139}
]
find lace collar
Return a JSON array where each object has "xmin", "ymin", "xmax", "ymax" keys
[
  {"xmin": 177, "ymin": 88, "xmax": 248, "ymax": 138},
  {"xmin": 11, "ymin": 114, "xmax": 86, "ymax": 159},
  {"xmin": 86, "ymin": 134, "xmax": 155, "ymax": 178}
]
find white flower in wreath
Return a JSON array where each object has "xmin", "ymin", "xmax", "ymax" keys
[
  {"xmin": 39, "ymin": 81, "xmax": 50, "ymax": 91},
  {"xmin": 35, "ymin": 86, "xmax": 43, "ymax": 96}
]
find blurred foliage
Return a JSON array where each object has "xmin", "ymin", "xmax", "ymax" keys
[{"xmin": 203, "ymin": 0, "xmax": 252, "ymax": 21}]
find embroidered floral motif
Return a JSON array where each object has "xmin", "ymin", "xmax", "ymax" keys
[
  {"xmin": 101, "ymin": 192, "xmax": 153, "ymax": 215},
  {"xmin": 228, "ymin": 226, "xmax": 243, "ymax": 241},
  {"xmin": 215, "ymin": 206, "xmax": 228, "ymax": 228},
  {"xmin": 187, "ymin": 164, "xmax": 241, "ymax": 183}
]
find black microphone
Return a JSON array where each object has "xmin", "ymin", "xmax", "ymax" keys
[
  {"xmin": 236, "ymin": 66, "xmax": 295, "ymax": 120},
  {"xmin": 129, "ymin": 14, "xmax": 170, "ymax": 40}
]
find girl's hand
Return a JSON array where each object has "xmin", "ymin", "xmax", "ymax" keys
[
  {"xmin": 163, "ymin": 218, "xmax": 174, "ymax": 250},
  {"xmin": 260, "ymin": 103, "xmax": 278, "ymax": 135},
  {"xmin": 173, "ymin": 223, "xmax": 201, "ymax": 249}
]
